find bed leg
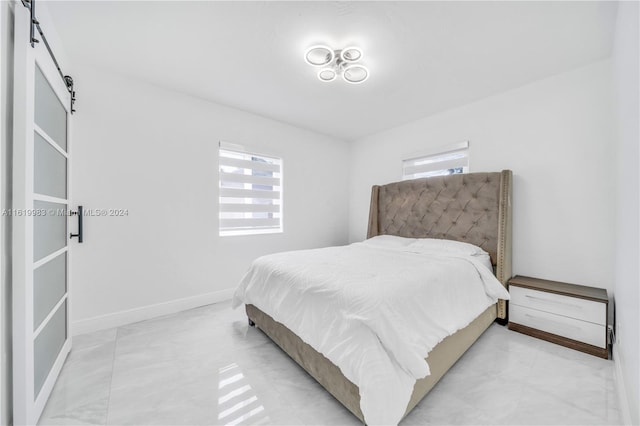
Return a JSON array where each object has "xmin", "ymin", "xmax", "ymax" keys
[
  {"xmin": 495, "ymin": 317, "xmax": 508, "ymax": 326},
  {"xmin": 248, "ymin": 318, "xmax": 256, "ymax": 327}
]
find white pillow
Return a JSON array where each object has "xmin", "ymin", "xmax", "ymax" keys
[
  {"xmin": 364, "ymin": 236, "xmax": 493, "ymax": 271},
  {"xmin": 362, "ymin": 235, "xmax": 417, "ymax": 248},
  {"xmin": 406, "ymin": 238, "xmax": 488, "ymax": 257}
]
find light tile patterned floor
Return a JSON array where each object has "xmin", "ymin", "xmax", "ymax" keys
[{"xmin": 39, "ymin": 302, "xmax": 622, "ymax": 425}]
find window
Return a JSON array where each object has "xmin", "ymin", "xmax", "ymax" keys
[
  {"xmin": 219, "ymin": 142, "xmax": 282, "ymax": 236},
  {"xmin": 402, "ymin": 141, "xmax": 469, "ymax": 180}
]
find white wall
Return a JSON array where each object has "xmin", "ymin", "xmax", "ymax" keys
[
  {"xmin": 612, "ymin": 1, "xmax": 639, "ymax": 424},
  {"xmin": 349, "ymin": 60, "xmax": 616, "ymax": 292},
  {"xmin": 70, "ymin": 64, "xmax": 350, "ymax": 333}
]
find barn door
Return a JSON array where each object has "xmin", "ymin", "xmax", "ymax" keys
[{"xmin": 12, "ymin": 4, "xmax": 73, "ymax": 424}]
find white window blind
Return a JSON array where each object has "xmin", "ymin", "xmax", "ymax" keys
[
  {"xmin": 219, "ymin": 144, "xmax": 282, "ymax": 236},
  {"xmin": 402, "ymin": 141, "xmax": 469, "ymax": 180}
]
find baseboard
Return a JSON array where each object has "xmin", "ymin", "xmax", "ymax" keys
[
  {"xmin": 613, "ymin": 343, "xmax": 634, "ymax": 425},
  {"xmin": 71, "ymin": 288, "xmax": 235, "ymax": 336}
]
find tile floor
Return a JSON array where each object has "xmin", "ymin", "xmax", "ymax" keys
[{"xmin": 39, "ymin": 302, "xmax": 622, "ymax": 425}]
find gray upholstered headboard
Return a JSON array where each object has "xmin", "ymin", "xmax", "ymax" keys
[{"xmin": 367, "ymin": 170, "xmax": 512, "ymax": 319}]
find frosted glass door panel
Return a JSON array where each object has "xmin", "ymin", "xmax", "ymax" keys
[
  {"xmin": 33, "ymin": 201, "xmax": 67, "ymax": 262},
  {"xmin": 34, "ymin": 131, "xmax": 66, "ymax": 199},
  {"xmin": 33, "ymin": 253, "xmax": 66, "ymax": 330},
  {"xmin": 33, "ymin": 301, "xmax": 67, "ymax": 397},
  {"xmin": 34, "ymin": 66, "xmax": 67, "ymax": 150}
]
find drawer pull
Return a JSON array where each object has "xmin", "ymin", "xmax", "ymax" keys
[
  {"xmin": 524, "ymin": 313, "xmax": 581, "ymax": 331},
  {"xmin": 524, "ymin": 294, "xmax": 582, "ymax": 309}
]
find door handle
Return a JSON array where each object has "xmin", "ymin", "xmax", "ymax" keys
[{"xmin": 69, "ymin": 205, "xmax": 83, "ymax": 243}]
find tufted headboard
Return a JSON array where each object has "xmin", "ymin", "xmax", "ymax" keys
[{"xmin": 367, "ymin": 170, "xmax": 512, "ymax": 319}]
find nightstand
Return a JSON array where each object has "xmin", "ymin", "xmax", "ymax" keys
[{"xmin": 508, "ymin": 275, "xmax": 608, "ymax": 358}]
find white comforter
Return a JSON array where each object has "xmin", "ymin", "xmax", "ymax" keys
[{"xmin": 232, "ymin": 236, "xmax": 510, "ymax": 425}]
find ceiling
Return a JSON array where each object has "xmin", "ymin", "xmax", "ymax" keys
[{"xmin": 45, "ymin": 1, "xmax": 618, "ymax": 141}]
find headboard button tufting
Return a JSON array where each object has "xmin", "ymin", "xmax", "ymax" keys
[{"xmin": 368, "ymin": 171, "xmax": 507, "ymax": 268}]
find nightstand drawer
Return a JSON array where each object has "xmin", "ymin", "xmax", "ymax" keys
[
  {"xmin": 510, "ymin": 305, "xmax": 606, "ymax": 348},
  {"xmin": 510, "ymin": 286, "xmax": 606, "ymax": 325}
]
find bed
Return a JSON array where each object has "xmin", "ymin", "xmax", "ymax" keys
[{"xmin": 233, "ymin": 170, "xmax": 513, "ymax": 425}]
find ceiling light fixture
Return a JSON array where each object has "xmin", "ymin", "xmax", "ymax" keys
[{"xmin": 304, "ymin": 45, "xmax": 369, "ymax": 84}]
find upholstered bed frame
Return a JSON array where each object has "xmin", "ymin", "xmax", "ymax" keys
[{"xmin": 245, "ymin": 170, "xmax": 513, "ymax": 423}]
